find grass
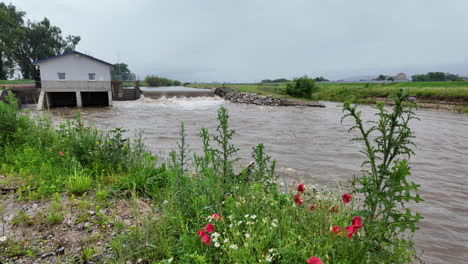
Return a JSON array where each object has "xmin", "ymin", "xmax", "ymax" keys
[
  {"xmin": 191, "ymin": 82, "xmax": 468, "ymax": 103},
  {"xmin": 0, "ymin": 79, "xmax": 34, "ymax": 85},
  {"xmin": 0, "ymin": 91, "xmax": 420, "ymax": 263}
]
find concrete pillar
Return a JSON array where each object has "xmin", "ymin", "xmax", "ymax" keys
[
  {"xmin": 36, "ymin": 91, "xmax": 45, "ymax": 111},
  {"xmin": 76, "ymin": 91, "xmax": 82, "ymax": 107},
  {"xmin": 108, "ymin": 91, "xmax": 113, "ymax": 106}
]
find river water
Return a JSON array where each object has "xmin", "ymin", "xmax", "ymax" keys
[{"xmin": 45, "ymin": 95, "xmax": 468, "ymax": 263}]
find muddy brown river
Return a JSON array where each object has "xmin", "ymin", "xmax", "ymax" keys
[{"xmin": 42, "ymin": 95, "xmax": 467, "ymax": 263}]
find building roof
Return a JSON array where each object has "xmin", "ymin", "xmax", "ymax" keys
[{"xmin": 32, "ymin": 50, "xmax": 115, "ymax": 67}]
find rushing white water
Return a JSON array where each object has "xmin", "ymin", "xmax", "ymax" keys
[{"xmin": 45, "ymin": 97, "xmax": 468, "ymax": 263}]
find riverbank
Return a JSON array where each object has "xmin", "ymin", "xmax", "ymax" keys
[
  {"xmin": 192, "ymin": 82, "xmax": 468, "ymax": 113},
  {"xmin": 214, "ymin": 87, "xmax": 325, "ymax": 107},
  {"xmin": 0, "ymin": 94, "xmax": 421, "ymax": 263}
]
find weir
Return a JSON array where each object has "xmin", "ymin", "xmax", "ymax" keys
[{"xmin": 140, "ymin": 86, "xmax": 215, "ymax": 99}]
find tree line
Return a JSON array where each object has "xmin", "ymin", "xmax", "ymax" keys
[
  {"xmin": 0, "ymin": 2, "xmax": 80, "ymax": 80},
  {"xmin": 411, "ymin": 72, "xmax": 464, "ymax": 82},
  {"xmin": 144, "ymin": 75, "xmax": 181, "ymax": 87},
  {"xmin": 261, "ymin": 76, "xmax": 328, "ymax": 83}
]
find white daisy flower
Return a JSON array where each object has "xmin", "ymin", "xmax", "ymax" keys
[{"xmin": 229, "ymin": 244, "xmax": 238, "ymax": 250}]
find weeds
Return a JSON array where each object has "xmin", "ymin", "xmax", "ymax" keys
[
  {"xmin": 0, "ymin": 91, "xmax": 421, "ymax": 263},
  {"xmin": 45, "ymin": 193, "xmax": 64, "ymax": 225}
]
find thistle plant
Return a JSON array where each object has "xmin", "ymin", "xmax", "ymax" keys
[
  {"xmin": 176, "ymin": 121, "xmax": 190, "ymax": 177},
  {"xmin": 342, "ymin": 88, "xmax": 423, "ymax": 239},
  {"xmin": 213, "ymin": 106, "xmax": 239, "ymax": 182}
]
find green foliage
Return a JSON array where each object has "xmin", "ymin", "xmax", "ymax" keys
[
  {"xmin": 314, "ymin": 76, "xmax": 329, "ymax": 82},
  {"xmin": 0, "ymin": 91, "xmax": 20, "ymax": 145},
  {"xmin": 261, "ymin": 78, "xmax": 290, "ymax": 83},
  {"xmin": 0, "ymin": 91, "xmax": 421, "ymax": 262},
  {"xmin": 342, "ymin": 88, "xmax": 422, "ymax": 246},
  {"xmin": 11, "ymin": 210, "xmax": 33, "ymax": 227},
  {"xmin": 144, "ymin": 75, "xmax": 181, "ymax": 87},
  {"xmin": 46, "ymin": 193, "xmax": 64, "ymax": 225},
  {"xmin": 109, "ymin": 104, "xmax": 417, "ymax": 263},
  {"xmin": 0, "ymin": 2, "xmax": 80, "ymax": 79},
  {"xmin": 67, "ymin": 170, "xmax": 93, "ymax": 195},
  {"xmin": 0, "ymin": 3, "xmax": 25, "ymax": 79},
  {"xmin": 213, "ymin": 106, "xmax": 239, "ymax": 182},
  {"xmin": 111, "ymin": 63, "xmax": 135, "ymax": 81},
  {"xmin": 412, "ymin": 72, "xmax": 464, "ymax": 82},
  {"xmin": 285, "ymin": 75, "xmax": 317, "ymax": 99}
]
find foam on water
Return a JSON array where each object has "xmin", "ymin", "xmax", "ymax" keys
[{"xmin": 137, "ymin": 95, "xmax": 224, "ymax": 110}]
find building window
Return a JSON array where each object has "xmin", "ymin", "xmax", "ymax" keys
[
  {"xmin": 88, "ymin": 73, "xmax": 96, "ymax": 80},
  {"xmin": 57, "ymin": 72, "xmax": 66, "ymax": 80}
]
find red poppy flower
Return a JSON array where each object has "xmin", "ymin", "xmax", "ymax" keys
[
  {"xmin": 342, "ymin": 193, "xmax": 352, "ymax": 204},
  {"xmin": 297, "ymin": 183, "xmax": 305, "ymax": 193},
  {"xmin": 306, "ymin": 257, "xmax": 324, "ymax": 264},
  {"xmin": 352, "ymin": 216, "xmax": 362, "ymax": 229},
  {"xmin": 212, "ymin": 213, "xmax": 222, "ymax": 221},
  {"xmin": 204, "ymin": 223, "xmax": 214, "ymax": 233},
  {"xmin": 330, "ymin": 225, "xmax": 343, "ymax": 235},
  {"xmin": 329, "ymin": 206, "xmax": 339, "ymax": 213},
  {"xmin": 197, "ymin": 229, "xmax": 206, "ymax": 237},
  {"xmin": 345, "ymin": 225, "xmax": 356, "ymax": 239},
  {"xmin": 201, "ymin": 234, "xmax": 211, "ymax": 245},
  {"xmin": 58, "ymin": 151, "xmax": 64, "ymax": 156},
  {"xmin": 294, "ymin": 193, "xmax": 303, "ymax": 205}
]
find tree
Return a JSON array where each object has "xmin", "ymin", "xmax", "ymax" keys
[
  {"xmin": 411, "ymin": 72, "xmax": 463, "ymax": 82},
  {"xmin": 376, "ymin": 74, "xmax": 386, "ymax": 81},
  {"xmin": 144, "ymin": 75, "xmax": 180, "ymax": 87},
  {"xmin": 285, "ymin": 75, "xmax": 317, "ymax": 99},
  {"xmin": 314, "ymin": 76, "xmax": 329, "ymax": 82},
  {"xmin": 111, "ymin": 63, "xmax": 135, "ymax": 81},
  {"xmin": 0, "ymin": 3, "xmax": 25, "ymax": 79},
  {"xmin": 13, "ymin": 17, "xmax": 80, "ymax": 80}
]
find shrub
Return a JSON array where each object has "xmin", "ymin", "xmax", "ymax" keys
[
  {"xmin": 285, "ymin": 75, "xmax": 317, "ymax": 99},
  {"xmin": 144, "ymin": 75, "xmax": 181, "ymax": 87}
]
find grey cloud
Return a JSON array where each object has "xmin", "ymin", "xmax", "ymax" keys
[{"xmin": 10, "ymin": 0, "xmax": 468, "ymax": 82}]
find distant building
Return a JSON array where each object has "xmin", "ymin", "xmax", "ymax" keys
[
  {"xmin": 395, "ymin": 73, "xmax": 407, "ymax": 80},
  {"xmin": 33, "ymin": 51, "xmax": 115, "ymax": 110}
]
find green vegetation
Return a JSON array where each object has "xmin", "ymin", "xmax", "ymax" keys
[
  {"xmin": 192, "ymin": 81, "xmax": 468, "ymax": 104},
  {"xmin": 412, "ymin": 72, "xmax": 464, "ymax": 82},
  {"xmin": 285, "ymin": 75, "xmax": 318, "ymax": 99},
  {"xmin": 0, "ymin": 90, "xmax": 421, "ymax": 262},
  {"xmin": 144, "ymin": 75, "xmax": 182, "ymax": 87},
  {"xmin": 111, "ymin": 63, "xmax": 136, "ymax": 81},
  {"xmin": 343, "ymin": 89, "xmax": 422, "ymax": 250},
  {"xmin": 0, "ymin": 3, "xmax": 80, "ymax": 79},
  {"xmin": 0, "ymin": 79, "xmax": 34, "ymax": 85}
]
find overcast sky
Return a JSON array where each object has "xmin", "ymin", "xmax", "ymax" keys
[{"xmin": 9, "ymin": 0, "xmax": 468, "ymax": 82}]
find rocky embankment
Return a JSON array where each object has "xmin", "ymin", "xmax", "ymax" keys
[{"xmin": 214, "ymin": 87, "xmax": 325, "ymax": 107}]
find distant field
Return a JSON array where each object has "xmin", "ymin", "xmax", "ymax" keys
[
  {"xmin": 192, "ymin": 82, "xmax": 468, "ymax": 103},
  {"xmin": 0, "ymin": 79, "xmax": 34, "ymax": 85}
]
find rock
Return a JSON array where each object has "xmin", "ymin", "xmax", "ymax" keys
[
  {"xmin": 214, "ymin": 87, "xmax": 326, "ymax": 108},
  {"xmin": 55, "ymin": 246, "xmax": 65, "ymax": 255},
  {"xmin": 88, "ymin": 210, "xmax": 96, "ymax": 216}
]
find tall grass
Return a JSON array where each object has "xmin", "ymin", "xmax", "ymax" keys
[
  {"xmin": 0, "ymin": 91, "xmax": 420, "ymax": 263},
  {"xmin": 192, "ymin": 82, "xmax": 468, "ymax": 103}
]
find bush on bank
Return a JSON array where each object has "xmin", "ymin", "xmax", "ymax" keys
[
  {"xmin": 285, "ymin": 75, "xmax": 318, "ymax": 99},
  {"xmin": 0, "ymin": 90, "xmax": 421, "ymax": 263}
]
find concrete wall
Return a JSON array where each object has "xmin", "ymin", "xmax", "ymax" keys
[
  {"xmin": 36, "ymin": 53, "xmax": 112, "ymax": 81},
  {"xmin": 41, "ymin": 80, "xmax": 111, "ymax": 92}
]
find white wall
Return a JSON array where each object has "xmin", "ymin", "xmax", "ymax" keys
[{"xmin": 37, "ymin": 53, "xmax": 112, "ymax": 81}]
